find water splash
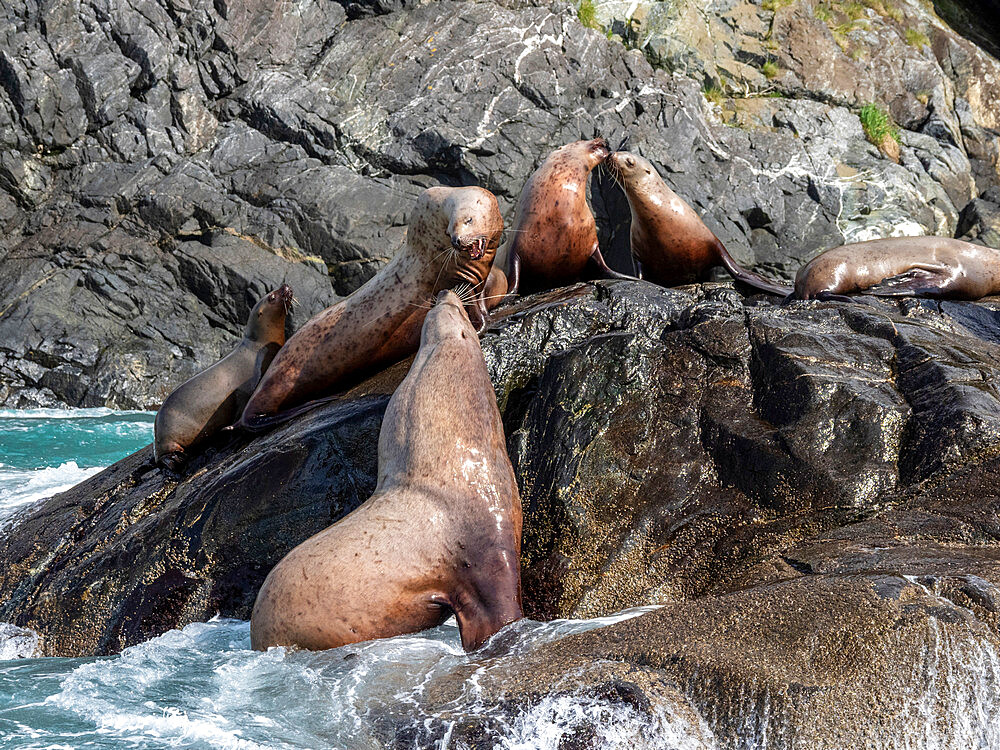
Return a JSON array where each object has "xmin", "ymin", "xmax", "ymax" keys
[{"xmin": 0, "ymin": 623, "xmax": 39, "ymax": 659}]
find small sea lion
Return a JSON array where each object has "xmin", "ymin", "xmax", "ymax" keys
[
  {"xmin": 606, "ymin": 151, "xmax": 791, "ymax": 296},
  {"xmin": 794, "ymin": 237, "xmax": 1000, "ymax": 300},
  {"xmin": 154, "ymin": 285, "xmax": 292, "ymax": 471},
  {"xmin": 250, "ymin": 289, "xmax": 523, "ymax": 652},
  {"xmin": 238, "ymin": 186, "xmax": 503, "ymax": 431},
  {"xmin": 487, "ymin": 138, "xmax": 630, "ymax": 304}
]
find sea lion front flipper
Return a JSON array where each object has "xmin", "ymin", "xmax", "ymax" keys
[
  {"xmin": 467, "ymin": 294, "xmax": 489, "ymax": 334},
  {"xmin": 483, "ymin": 265, "xmax": 510, "ymax": 310},
  {"xmin": 585, "ymin": 247, "xmax": 637, "ymax": 281},
  {"xmin": 158, "ymin": 451, "xmax": 187, "ymax": 476},
  {"xmin": 238, "ymin": 394, "xmax": 342, "ymax": 433},
  {"xmin": 507, "ymin": 250, "xmax": 522, "ymax": 297},
  {"xmin": 865, "ymin": 267, "xmax": 956, "ymax": 297}
]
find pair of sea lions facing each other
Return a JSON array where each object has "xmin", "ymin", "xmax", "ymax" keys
[
  {"xmin": 250, "ymin": 289, "xmax": 523, "ymax": 653},
  {"xmin": 486, "ymin": 140, "xmax": 792, "ymax": 302}
]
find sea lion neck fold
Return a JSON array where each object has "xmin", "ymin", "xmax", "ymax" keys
[
  {"xmin": 250, "ymin": 289, "xmax": 522, "ymax": 653},
  {"xmin": 607, "ymin": 150, "xmax": 791, "ymax": 297},
  {"xmin": 237, "ymin": 186, "xmax": 503, "ymax": 430}
]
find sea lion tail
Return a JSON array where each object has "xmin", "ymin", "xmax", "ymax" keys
[
  {"xmin": 236, "ymin": 395, "xmax": 342, "ymax": 433},
  {"xmin": 716, "ymin": 241, "xmax": 793, "ymax": 297}
]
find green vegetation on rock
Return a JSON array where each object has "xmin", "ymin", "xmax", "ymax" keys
[
  {"xmin": 577, "ymin": 0, "xmax": 602, "ymax": 30},
  {"xmin": 703, "ymin": 84, "xmax": 725, "ymax": 104},
  {"xmin": 814, "ymin": 4, "xmax": 834, "ymax": 21},
  {"xmin": 844, "ymin": 1, "xmax": 867, "ymax": 19},
  {"xmin": 762, "ymin": 0, "xmax": 796, "ymax": 11},
  {"xmin": 859, "ymin": 102, "xmax": 902, "ymax": 161},
  {"xmin": 762, "ymin": 60, "xmax": 780, "ymax": 78},
  {"xmin": 905, "ymin": 28, "xmax": 930, "ymax": 47},
  {"xmin": 859, "ymin": 103, "xmax": 899, "ymax": 144}
]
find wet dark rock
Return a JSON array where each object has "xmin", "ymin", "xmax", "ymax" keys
[{"xmin": 3, "ymin": 281, "xmax": 1000, "ymax": 663}]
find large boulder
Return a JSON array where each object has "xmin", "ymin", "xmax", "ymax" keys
[{"xmin": 3, "ymin": 280, "xmax": 1000, "ymax": 661}]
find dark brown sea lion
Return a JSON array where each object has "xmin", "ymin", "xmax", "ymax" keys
[
  {"xmin": 794, "ymin": 236, "xmax": 1000, "ymax": 300},
  {"xmin": 238, "ymin": 186, "xmax": 503, "ymax": 431},
  {"xmin": 154, "ymin": 285, "xmax": 292, "ymax": 471},
  {"xmin": 487, "ymin": 138, "xmax": 630, "ymax": 304},
  {"xmin": 250, "ymin": 289, "xmax": 523, "ymax": 652},
  {"xmin": 606, "ymin": 151, "xmax": 791, "ymax": 296}
]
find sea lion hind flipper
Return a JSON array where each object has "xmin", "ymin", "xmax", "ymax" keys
[
  {"xmin": 584, "ymin": 247, "xmax": 638, "ymax": 282},
  {"xmin": 865, "ymin": 267, "xmax": 957, "ymax": 298},
  {"xmin": 239, "ymin": 394, "xmax": 342, "ymax": 433},
  {"xmin": 717, "ymin": 245, "xmax": 793, "ymax": 297}
]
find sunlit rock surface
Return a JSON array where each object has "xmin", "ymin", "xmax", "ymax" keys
[{"xmin": 2, "ymin": 0, "xmax": 999, "ymax": 408}]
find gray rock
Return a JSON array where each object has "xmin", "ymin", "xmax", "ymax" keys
[{"xmin": 3, "ymin": 0, "xmax": 998, "ymax": 407}]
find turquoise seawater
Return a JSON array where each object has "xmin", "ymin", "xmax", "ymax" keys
[
  {"xmin": 0, "ymin": 409, "xmax": 689, "ymax": 749},
  {"xmin": 0, "ymin": 409, "xmax": 154, "ymax": 525}
]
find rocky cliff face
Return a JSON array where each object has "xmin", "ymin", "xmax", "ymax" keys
[{"xmin": 1, "ymin": 0, "xmax": 998, "ymax": 408}]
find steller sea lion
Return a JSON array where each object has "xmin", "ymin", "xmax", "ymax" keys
[
  {"xmin": 250, "ymin": 289, "xmax": 523, "ymax": 653},
  {"xmin": 238, "ymin": 186, "xmax": 503, "ymax": 431},
  {"xmin": 486, "ymin": 138, "xmax": 631, "ymax": 305},
  {"xmin": 154, "ymin": 285, "xmax": 292, "ymax": 471},
  {"xmin": 793, "ymin": 237, "xmax": 1000, "ymax": 300},
  {"xmin": 606, "ymin": 151, "xmax": 791, "ymax": 296}
]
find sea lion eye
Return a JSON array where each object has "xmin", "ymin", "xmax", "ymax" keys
[
  {"xmin": 465, "ymin": 217, "xmax": 473, "ymax": 225},
  {"xmin": 626, "ymin": 157, "xmax": 635, "ymax": 167}
]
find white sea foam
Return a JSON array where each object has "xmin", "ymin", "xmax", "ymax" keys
[
  {"xmin": 0, "ymin": 623, "xmax": 40, "ymax": 659},
  {"xmin": 0, "ymin": 408, "xmax": 154, "ymax": 420},
  {"xmin": 0, "ymin": 461, "xmax": 105, "ymax": 523}
]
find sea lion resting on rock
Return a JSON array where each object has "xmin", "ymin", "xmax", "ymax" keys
[
  {"xmin": 486, "ymin": 138, "xmax": 630, "ymax": 305},
  {"xmin": 606, "ymin": 151, "xmax": 791, "ymax": 296},
  {"xmin": 794, "ymin": 237, "xmax": 1000, "ymax": 300},
  {"xmin": 238, "ymin": 186, "xmax": 503, "ymax": 431},
  {"xmin": 154, "ymin": 285, "xmax": 292, "ymax": 471},
  {"xmin": 250, "ymin": 289, "xmax": 523, "ymax": 652}
]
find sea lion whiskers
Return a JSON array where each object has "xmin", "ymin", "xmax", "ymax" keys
[{"xmin": 238, "ymin": 186, "xmax": 501, "ymax": 429}]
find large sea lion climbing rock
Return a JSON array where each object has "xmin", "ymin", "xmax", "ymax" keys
[
  {"xmin": 487, "ymin": 138, "xmax": 629, "ymax": 304},
  {"xmin": 250, "ymin": 289, "xmax": 523, "ymax": 652},
  {"xmin": 606, "ymin": 150, "xmax": 791, "ymax": 296},
  {"xmin": 153, "ymin": 285, "xmax": 293, "ymax": 471},
  {"xmin": 793, "ymin": 236, "xmax": 1000, "ymax": 300},
  {"xmin": 238, "ymin": 186, "xmax": 503, "ymax": 430}
]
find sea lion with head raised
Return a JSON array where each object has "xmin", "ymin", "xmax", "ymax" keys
[
  {"xmin": 793, "ymin": 236, "xmax": 1000, "ymax": 300},
  {"xmin": 606, "ymin": 151, "xmax": 791, "ymax": 296},
  {"xmin": 250, "ymin": 289, "xmax": 523, "ymax": 652},
  {"xmin": 238, "ymin": 186, "xmax": 503, "ymax": 431},
  {"xmin": 154, "ymin": 285, "xmax": 292, "ymax": 471},
  {"xmin": 487, "ymin": 138, "xmax": 631, "ymax": 303}
]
